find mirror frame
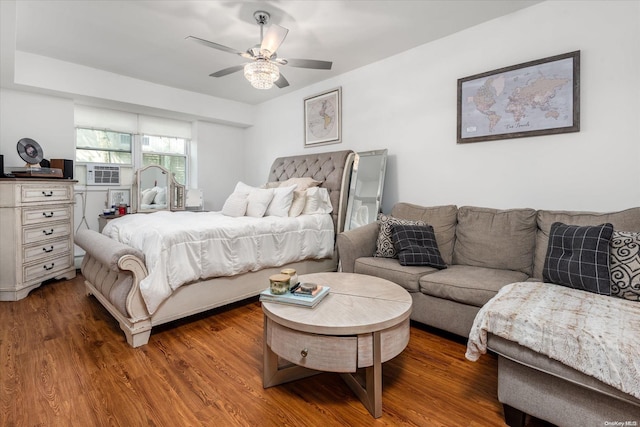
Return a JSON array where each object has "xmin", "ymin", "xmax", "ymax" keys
[
  {"xmin": 344, "ymin": 149, "xmax": 388, "ymax": 231},
  {"xmin": 132, "ymin": 165, "xmax": 185, "ymax": 213}
]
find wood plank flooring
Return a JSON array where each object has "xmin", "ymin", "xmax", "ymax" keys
[{"xmin": 0, "ymin": 274, "xmax": 554, "ymax": 426}]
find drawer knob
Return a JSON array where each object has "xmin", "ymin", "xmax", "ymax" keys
[
  {"xmin": 42, "ymin": 212, "xmax": 54, "ymax": 218},
  {"xmin": 42, "ymin": 229, "xmax": 54, "ymax": 236},
  {"xmin": 43, "ymin": 263, "xmax": 55, "ymax": 271},
  {"xmin": 300, "ymin": 348, "xmax": 308, "ymax": 358},
  {"xmin": 42, "ymin": 191, "xmax": 53, "ymax": 197},
  {"xmin": 43, "ymin": 246, "xmax": 54, "ymax": 253}
]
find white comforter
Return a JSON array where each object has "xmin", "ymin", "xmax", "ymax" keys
[
  {"xmin": 102, "ymin": 211, "xmax": 334, "ymax": 314},
  {"xmin": 466, "ymin": 281, "xmax": 640, "ymax": 399}
]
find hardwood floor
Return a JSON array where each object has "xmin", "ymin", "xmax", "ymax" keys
[{"xmin": 1, "ymin": 274, "xmax": 555, "ymax": 426}]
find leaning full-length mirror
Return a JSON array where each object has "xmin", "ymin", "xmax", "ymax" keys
[{"xmin": 344, "ymin": 149, "xmax": 388, "ymax": 231}]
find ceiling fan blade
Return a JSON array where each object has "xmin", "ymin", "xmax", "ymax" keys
[
  {"xmin": 186, "ymin": 36, "xmax": 245, "ymax": 57},
  {"xmin": 284, "ymin": 58, "xmax": 332, "ymax": 70},
  {"xmin": 274, "ymin": 73, "xmax": 290, "ymax": 89},
  {"xmin": 261, "ymin": 24, "xmax": 289, "ymax": 56},
  {"xmin": 209, "ymin": 65, "xmax": 245, "ymax": 78}
]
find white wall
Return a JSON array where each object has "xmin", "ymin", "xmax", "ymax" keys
[
  {"xmin": 0, "ymin": 89, "xmax": 75, "ymax": 166},
  {"xmin": 194, "ymin": 121, "xmax": 246, "ymax": 211},
  {"xmin": 245, "ymin": 0, "xmax": 640, "ymax": 212}
]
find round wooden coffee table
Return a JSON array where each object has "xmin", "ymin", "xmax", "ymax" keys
[{"xmin": 261, "ymin": 272, "xmax": 412, "ymax": 418}]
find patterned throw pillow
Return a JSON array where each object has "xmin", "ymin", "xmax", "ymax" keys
[
  {"xmin": 543, "ymin": 222, "xmax": 614, "ymax": 295},
  {"xmin": 375, "ymin": 213, "xmax": 427, "ymax": 258},
  {"xmin": 610, "ymin": 231, "xmax": 640, "ymax": 301},
  {"xmin": 392, "ymin": 224, "xmax": 447, "ymax": 269}
]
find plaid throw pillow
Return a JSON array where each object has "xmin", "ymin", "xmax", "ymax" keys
[
  {"xmin": 375, "ymin": 214, "xmax": 427, "ymax": 258},
  {"xmin": 391, "ymin": 224, "xmax": 447, "ymax": 269},
  {"xmin": 610, "ymin": 231, "xmax": 640, "ymax": 301},
  {"xmin": 543, "ymin": 222, "xmax": 614, "ymax": 295}
]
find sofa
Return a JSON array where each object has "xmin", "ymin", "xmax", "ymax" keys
[{"xmin": 336, "ymin": 202, "xmax": 640, "ymax": 426}]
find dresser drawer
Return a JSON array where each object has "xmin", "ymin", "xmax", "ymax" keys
[
  {"xmin": 20, "ymin": 184, "xmax": 72, "ymax": 203},
  {"xmin": 22, "ymin": 205, "xmax": 72, "ymax": 225},
  {"xmin": 23, "ymin": 238, "xmax": 72, "ymax": 263},
  {"xmin": 267, "ymin": 319, "xmax": 357, "ymax": 372},
  {"xmin": 23, "ymin": 222, "xmax": 71, "ymax": 244},
  {"xmin": 23, "ymin": 252, "xmax": 73, "ymax": 283}
]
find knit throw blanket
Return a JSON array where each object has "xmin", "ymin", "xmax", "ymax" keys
[{"xmin": 466, "ymin": 281, "xmax": 640, "ymax": 400}]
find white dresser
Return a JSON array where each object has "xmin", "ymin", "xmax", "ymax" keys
[{"xmin": 0, "ymin": 179, "xmax": 77, "ymax": 301}]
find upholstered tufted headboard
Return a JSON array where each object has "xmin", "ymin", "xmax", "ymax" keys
[{"xmin": 267, "ymin": 150, "xmax": 355, "ymax": 234}]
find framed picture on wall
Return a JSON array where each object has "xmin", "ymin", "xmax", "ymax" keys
[
  {"xmin": 304, "ymin": 87, "xmax": 342, "ymax": 147},
  {"xmin": 457, "ymin": 51, "xmax": 580, "ymax": 144},
  {"xmin": 107, "ymin": 188, "xmax": 131, "ymax": 208}
]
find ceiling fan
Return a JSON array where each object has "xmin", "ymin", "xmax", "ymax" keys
[{"xmin": 186, "ymin": 11, "xmax": 332, "ymax": 90}]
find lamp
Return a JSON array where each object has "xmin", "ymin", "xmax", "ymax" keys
[{"xmin": 244, "ymin": 59, "xmax": 279, "ymax": 90}]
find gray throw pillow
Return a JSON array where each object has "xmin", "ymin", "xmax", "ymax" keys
[
  {"xmin": 392, "ymin": 224, "xmax": 447, "ymax": 269},
  {"xmin": 375, "ymin": 213, "xmax": 427, "ymax": 258},
  {"xmin": 610, "ymin": 231, "xmax": 640, "ymax": 301},
  {"xmin": 543, "ymin": 222, "xmax": 614, "ymax": 295}
]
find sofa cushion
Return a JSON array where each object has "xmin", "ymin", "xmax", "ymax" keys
[
  {"xmin": 610, "ymin": 231, "xmax": 640, "ymax": 301},
  {"xmin": 354, "ymin": 257, "xmax": 438, "ymax": 292},
  {"xmin": 419, "ymin": 265, "xmax": 529, "ymax": 307},
  {"xmin": 390, "ymin": 203, "xmax": 458, "ymax": 265},
  {"xmin": 374, "ymin": 214, "xmax": 426, "ymax": 258},
  {"xmin": 392, "ymin": 224, "xmax": 447, "ymax": 269},
  {"xmin": 452, "ymin": 206, "xmax": 537, "ymax": 275},
  {"xmin": 543, "ymin": 222, "xmax": 614, "ymax": 295},
  {"xmin": 534, "ymin": 207, "xmax": 640, "ymax": 280}
]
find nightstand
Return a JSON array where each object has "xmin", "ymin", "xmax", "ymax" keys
[{"xmin": 98, "ymin": 214, "xmax": 125, "ymax": 232}]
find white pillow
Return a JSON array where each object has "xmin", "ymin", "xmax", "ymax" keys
[
  {"xmin": 279, "ymin": 177, "xmax": 323, "ymax": 192},
  {"xmin": 302, "ymin": 187, "xmax": 333, "ymax": 215},
  {"xmin": 246, "ymin": 188, "xmax": 275, "ymax": 217},
  {"xmin": 288, "ymin": 190, "xmax": 306, "ymax": 217},
  {"xmin": 221, "ymin": 192, "xmax": 248, "ymax": 217},
  {"xmin": 153, "ymin": 186, "xmax": 167, "ymax": 204},
  {"xmin": 141, "ymin": 188, "xmax": 157, "ymax": 205},
  {"xmin": 234, "ymin": 181, "xmax": 254, "ymax": 195},
  {"xmin": 265, "ymin": 184, "xmax": 296, "ymax": 217}
]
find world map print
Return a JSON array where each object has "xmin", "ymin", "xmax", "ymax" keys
[{"xmin": 459, "ymin": 57, "xmax": 575, "ymax": 140}]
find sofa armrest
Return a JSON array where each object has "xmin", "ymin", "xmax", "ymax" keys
[{"xmin": 337, "ymin": 221, "xmax": 380, "ymax": 273}]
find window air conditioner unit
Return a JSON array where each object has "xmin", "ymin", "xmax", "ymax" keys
[{"xmin": 87, "ymin": 164, "xmax": 121, "ymax": 185}]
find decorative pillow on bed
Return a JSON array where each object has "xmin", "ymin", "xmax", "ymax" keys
[
  {"xmin": 265, "ymin": 185, "xmax": 296, "ymax": 217},
  {"xmin": 288, "ymin": 190, "xmax": 306, "ymax": 217},
  {"xmin": 262, "ymin": 181, "xmax": 281, "ymax": 189},
  {"xmin": 302, "ymin": 187, "xmax": 333, "ymax": 215},
  {"xmin": 610, "ymin": 231, "xmax": 640, "ymax": 301},
  {"xmin": 221, "ymin": 192, "xmax": 247, "ymax": 217},
  {"xmin": 375, "ymin": 214, "xmax": 427, "ymax": 258},
  {"xmin": 279, "ymin": 177, "xmax": 322, "ymax": 192},
  {"xmin": 246, "ymin": 188, "xmax": 275, "ymax": 217},
  {"xmin": 392, "ymin": 224, "xmax": 447, "ymax": 269},
  {"xmin": 234, "ymin": 181, "xmax": 255, "ymax": 195},
  {"xmin": 543, "ymin": 222, "xmax": 614, "ymax": 295}
]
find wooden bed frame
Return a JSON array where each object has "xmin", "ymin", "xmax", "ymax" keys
[{"xmin": 75, "ymin": 150, "xmax": 355, "ymax": 347}]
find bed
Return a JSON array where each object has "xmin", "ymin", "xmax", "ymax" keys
[{"xmin": 75, "ymin": 150, "xmax": 355, "ymax": 347}]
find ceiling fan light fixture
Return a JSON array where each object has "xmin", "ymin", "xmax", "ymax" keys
[{"xmin": 244, "ymin": 60, "xmax": 279, "ymax": 90}]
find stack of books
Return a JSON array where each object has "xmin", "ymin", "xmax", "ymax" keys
[{"xmin": 260, "ymin": 283, "xmax": 330, "ymax": 308}]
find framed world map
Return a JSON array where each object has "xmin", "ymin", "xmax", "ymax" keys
[
  {"xmin": 457, "ymin": 51, "xmax": 580, "ymax": 144},
  {"xmin": 304, "ymin": 87, "xmax": 342, "ymax": 147}
]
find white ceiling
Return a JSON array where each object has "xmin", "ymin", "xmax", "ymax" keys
[{"xmin": 12, "ymin": 0, "xmax": 542, "ymax": 105}]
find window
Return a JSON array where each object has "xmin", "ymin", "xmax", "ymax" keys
[
  {"xmin": 76, "ymin": 128, "xmax": 132, "ymax": 164},
  {"xmin": 74, "ymin": 107, "xmax": 192, "ymax": 187},
  {"xmin": 141, "ymin": 135, "xmax": 187, "ymax": 185}
]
